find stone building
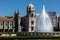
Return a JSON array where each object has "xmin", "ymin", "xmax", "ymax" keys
[
  {"xmin": 48, "ymin": 12, "xmax": 57, "ymax": 27},
  {"xmin": 0, "ymin": 3, "xmax": 58, "ymax": 33},
  {"xmin": 54, "ymin": 16, "xmax": 60, "ymax": 31},
  {"xmin": 0, "ymin": 3, "xmax": 36, "ymax": 33},
  {"xmin": 0, "ymin": 17, "xmax": 14, "ymax": 32},
  {"xmin": 20, "ymin": 3, "xmax": 36, "ymax": 32},
  {"xmin": 58, "ymin": 16, "xmax": 60, "ymax": 28},
  {"xmin": 14, "ymin": 3, "xmax": 36, "ymax": 32},
  {"xmin": 14, "ymin": 10, "xmax": 21, "ymax": 32}
]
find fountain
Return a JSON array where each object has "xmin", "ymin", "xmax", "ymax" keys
[{"xmin": 35, "ymin": 5, "xmax": 53, "ymax": 32}]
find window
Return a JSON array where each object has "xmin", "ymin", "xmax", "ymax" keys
[
  {"xmin": 31, "ymin": 13, "xmax": 33, "ymax": 17},
  {"xmin": 57, "ymin": 33, "xmax": 59, "ymax": 35},
  {"xmin": 1, "ymin": 22, "xmax": 3, "ymax": 25},
  {"xmin": 3, "ymin": 27, "xmax": 4, "ymax": 29},
  {"xmin": 31, "ymin": 21, "xmax": 34, "ymax": 25},
  {"xmin": 31, "ymin": 26, "xmax": 34, "ymax": 31},
  {"xmin": 6, "ymin": 23, "xmax": 7, "ymax": 25}
]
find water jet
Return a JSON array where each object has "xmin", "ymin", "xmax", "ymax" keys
[{"xmin": 35, "ymin": 5, "xmax": 53, "ymax": 32}]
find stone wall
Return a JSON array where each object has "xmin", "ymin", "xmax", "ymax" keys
[{"xmin": 17, "ymin": 32, "xmax": 60, "ymax": 37}]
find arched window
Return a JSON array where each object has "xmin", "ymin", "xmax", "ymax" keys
[
  {"xmin": 31, "ymin": 13, "xmax": 33, "ymax": 17},
  {"xmin": 31, "ymin": 26, "xmax": 34, "ymax": 31}
]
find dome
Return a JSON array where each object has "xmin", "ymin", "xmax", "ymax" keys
[{"xmin": 28, "ymin": 3, "xmax": 34, "ymax": 8}]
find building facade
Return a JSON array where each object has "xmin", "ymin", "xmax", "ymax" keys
[
  {"xmin": 48, "ymin": 12, "xmax": 57, "ymax": 27},
  {"xmin": 14, "ymin": 3, "xmax": 36, "ymax": 32},
  {"xmin": 0, "ymin": 17, "xmax": 14, "ymax": 32},
  {"xmin": 0, "ymin": 3, "xmax": 58, "ymax": 33},
  {"xmin": 58, "ymin": 16, "xmax": 60, "ymax": 28}
]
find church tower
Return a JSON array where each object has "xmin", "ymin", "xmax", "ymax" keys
[
  {"xmin": 27, "ymin": 3, "xmax": 36, "ymax": 32},
  {"xmin": 14, "ymin": 10, "xmax": 21, "ymax": 32}
]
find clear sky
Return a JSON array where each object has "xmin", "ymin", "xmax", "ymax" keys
[{"xmin": 0, "ymin": 0, "xmax": 60, "ymax": 16}]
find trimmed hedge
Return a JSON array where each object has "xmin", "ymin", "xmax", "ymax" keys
[
  {"xmin": 0, "ymin": 36, "xmax": 60, "ymax": 39},
  {"xmin": 54, "ymin": 27, "xmax": 60, "ymax": 31}
]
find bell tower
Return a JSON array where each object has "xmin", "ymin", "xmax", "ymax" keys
[
  {"xmin": 14, "ymin": 9, "xmax": 21, "ymax": 32},
  {"xmin": 27, "ymin": 3, "xmax": 36, "ymax": 32}
]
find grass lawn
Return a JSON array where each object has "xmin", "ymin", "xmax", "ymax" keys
[{"xmin": 0, "ymin": 36, "xmax": 60, "ymax": 39}]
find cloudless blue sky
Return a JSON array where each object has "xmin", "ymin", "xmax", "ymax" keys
[{"xmin": 0, "ymin": 0, "xmax": 60, "ymax": 16}]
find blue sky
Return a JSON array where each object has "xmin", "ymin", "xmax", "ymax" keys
[{"xmin": 0, "ymin": 0, "xmax": 60, "ymax": 16}]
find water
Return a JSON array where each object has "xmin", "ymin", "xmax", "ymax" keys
[{"xmin": 35, "ymin": 5, "xmax": 53, "ymax": 32}]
